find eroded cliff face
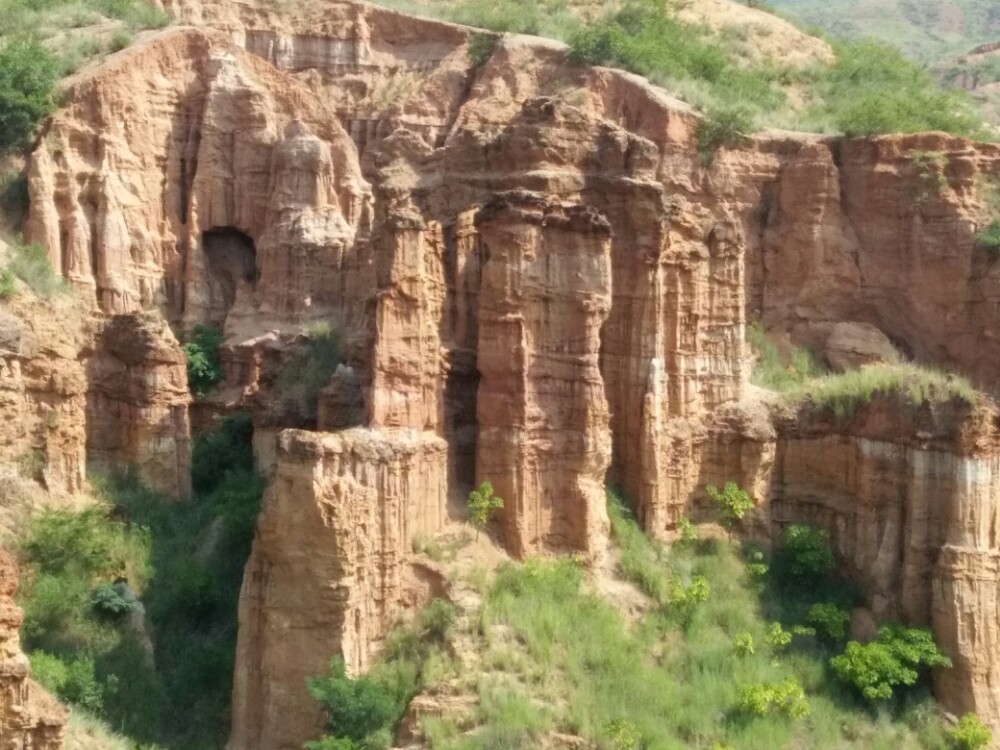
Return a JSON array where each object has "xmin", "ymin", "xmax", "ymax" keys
[
  {"xmin": 0, "ymin": 551, "xmax": 67, "ymax": 750},
  {"xmin": 14, "ymin": 0, "xmax": 1000, "ymax": 747},
  {"xmin": 230, "ymin": 428, "xmax": 447, "ymax": 750}
]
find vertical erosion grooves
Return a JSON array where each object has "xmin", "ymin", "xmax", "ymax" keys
[{"xmin": 228, "ymin": 428, "xmax": 447, "ymax": 750}]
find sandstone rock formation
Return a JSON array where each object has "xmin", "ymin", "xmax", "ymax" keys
[
  {"xmin": 0, "ymin": 550, "xmax": 67, "ymax": 750},
  {"xmin": 230, "ymin": 428, "xmax": 447, "ymax": 750},
  {"xmin": 824, "ymin": 321, "xmax": 901, "ymax": 372},
  {"xmin": 13, "ymin": 0, "xmax": 1000, "ymax": 747}
]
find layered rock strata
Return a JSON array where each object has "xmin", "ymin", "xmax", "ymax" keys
[
  {"xmin": 475, "ymin": 194, "xmax": 612, "ymax": 555},
  {"xmin": 15, "ymin": 1, "xmax": 1000, "ymax": 747},
  {"xmin": 648, "ymin": 395, "xmax": 1000, "ymax": 729},
  {"xmin": 86, "ymin": 313, "xmax": 192, "ymax": 499},
  {"xmin": 229, "ymin": 428, "xmax": 447, "ymax": 750},
  {"xmin": 0, "ymin": 551, "xmax": 67, "ymax": 750}
]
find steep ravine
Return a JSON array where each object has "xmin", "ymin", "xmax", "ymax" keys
[{"xmin": 4, "ymin": 0, "xmax": 1000, "ymax": 748}]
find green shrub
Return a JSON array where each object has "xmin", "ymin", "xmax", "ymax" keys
[
  {"xmin": 975, "ymin": 220, "xmax": 1000, "ymax": 254},
  {"xmin": 307, "ymin": 598, "xmax": 456, "ymax": 750},
  {"xmin": 30, "ymin": 651, "xmax": 108, "ymax": 712},
  {"xmin": 735, "ymin": 677, "xmax": 810, "ymax": 719},
  {"xmin": 948, "ymin": 713, "xmax": 992, "ymax": 750},
  {"xmin": 604, "ymin": 718, "xmax": 642, "ymax": 750},
  {"xmin": 676, "ymin": 516, "xmax": 698, "ymax": 545},
  {"xmin": 696, "ymin": 106, "xmax": 754, "ymax": 166},
  {"xmin": 807, "ymin": 602, "xmax": 851, "ymax": 642},
  {"xmin": 774, "ymin": 524, "xmax": 836, "ymax": 585},
  {"xmin": 0, "ymin": 35, "xmax": 58, "ymax": 154},
  {"xmin": 732, "ymin": 632, "xmax": 755, "ymax": 657},
  {"xmin": 467, "ymin": 33, "xmax": 498, "ymax": 67},
  {"xmin": 190, "ymin": 411, "xmax": 254, "ymax": 494},
  {"xmin": 764, "ymin": 621, "xmax": 793, "ymax": 652},
  {"xmin": 182, "ymin": 325, "xmax": 224, "ymax": 398},
  {"xmin": 467, "ymin": 481, "xmax": 503, "ymax": 539},
  {"xmin": 666, "ymin": 574, "xmax": 709, "ymax": 628},
  {"xmin": 706, "ymin": 482, "xmax": 754, "ymax": 538},
  {"xmin": 108, "ymin": 29, "xmax": 132, "ymax": 52},
  {"xmin": 89, "ymin": 582, "xmax": 135, "ymax": 620},
  {"xmin": 1, "ymin": 171, "xmax": 29, "ymax": 218},
  {"xmin": 276, "ymin": 323, "xmax": 343, "ymax": 421},
  {"xmin": 306, "ymin": 658, "xmax": 398, "ymax": 746},
  {"xmin": 830, "ymin": 624, "xmax": 952, "ymax": 702}
]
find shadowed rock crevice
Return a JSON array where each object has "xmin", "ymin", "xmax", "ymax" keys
[{"xmin": 201, "ymin": 227, "xmax": 258, "ymax": 328}]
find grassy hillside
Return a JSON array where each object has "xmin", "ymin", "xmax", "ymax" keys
[
  {"xmin": 302, "ymin": 493, "xmax": 976, "ymax": 750},
  {"xmin": 767, "ymin": 0, "xmax": 1000, "ymax": 63}
]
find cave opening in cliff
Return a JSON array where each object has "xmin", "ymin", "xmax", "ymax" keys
[{"xmin": 202, "ymin": 227, "xmax": 258, "ymax": 327}]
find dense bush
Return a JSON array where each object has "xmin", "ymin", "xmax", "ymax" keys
[
  {"xmin": 830, "ymin": 624, "xmax": 952, "ymax": 702},
  {"xmin": 20, "ymin": 415, "xmax": 264, "ymax": 748},
  {"xmin": 306, "ymin": 659, "xmax": 397, "ymax": 747},
  {"xmin": 813, "ymin": 40, "xmax": 984, "ymax": 138},
  {"xmin": 0, "ymin": 35, "xmax": 57, "ymax": 154},
  {"xmin": 276, "ymin": 323, "xmax": 343, "ymax": 421},
  {"xmin": 807, "ymin": 602, "xmax": 851, "ymax": 642},
  {"xmin": 696, "ymin": 107, "xmax": 754, "ymax": 166},
  {"xmin": 773, "ymin": 524, "xmax": 836, "ymax": 585},
  {"xmin": 949, "ymin": 713, "xmax": 992, "ymax": 750},
  {"xmin": 735, "ymin": 677, "xmax": 810, "ymax": 719},
  {"xmin": 307, "ymin": 599, "xmax": 456, "ymax": 750},
  {"xmin": 182, "ymin": 325, "xmax": 224, "ymax": 398}
]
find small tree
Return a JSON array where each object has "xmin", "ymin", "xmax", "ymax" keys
[
  {"xmin": 0, "ymin": 36, "xmax": 58, "ymax": 155},
  {"xmin": 467, "ymin": 481, "xmax": 503, "ymax": 539},
  {"xmin": 774, "ymin": 524, "xmax": 836, "ymax": 585},
  {"xmin": 706, "ymin": 482, "xmax": 754, "ymax": 539}
]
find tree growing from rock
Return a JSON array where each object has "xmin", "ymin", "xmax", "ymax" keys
[
  {"xmin": 706, "ymin": 482, "xmax": 754, "ymax": 539},
  {"xmin": 467, "ymin": 481, "xmax": 503, "ymax": 539}
]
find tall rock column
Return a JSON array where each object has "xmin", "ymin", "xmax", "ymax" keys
[
  {"xmin": 475, "ymin": 194, "xmax": 613, "ymax": 556},
  {"xmin": 368, "ymin": 208, "xmax": 446, "ymax": 432},
  {"xmin": 229, "ymin": 428, "xmax": 448, "ymax": 750}
]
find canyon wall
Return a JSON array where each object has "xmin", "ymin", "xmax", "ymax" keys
[
  {"xmin": 648, "ymin": 394, "xmax": 1000, "ymax": 727},
  {"xmin": 11, "ymin": 1, "xmax": 1000, "ymax": 747},
  {"xmin": 0, "ymin": 551, "xmax": 67, "ymax": 750}
]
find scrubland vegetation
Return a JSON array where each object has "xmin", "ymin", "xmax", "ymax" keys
[
  {"xmin": 0, "ymin": 0, "xmax": 169, "ymax": 156},
  {"xmin": 16, "ymin": 413, "xmax": 262, "ymax": 749},
  {"xmin": 300, "ymin": 488, "xmax": 971, "ymax": 750},
  {"xmin": 746, "ymin": 322, "xmax": 979, "ymax": 417},
  {"xmin": 374, "ymin": 0, "xmax": 989, "ymax": 142},
  {"xmin": 0, "ymin": 235, "xmax": 68, "ymax": 300}
]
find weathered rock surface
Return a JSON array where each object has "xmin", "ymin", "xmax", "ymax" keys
[
  {"xmin": 475, "ymin": 193, "xmax": 612, "ymax": 556},
  {"xmin": 14, "ymin": 0, "xmax": 1000, "ymax": 747},
  {"xmin": 0, "ymin": 550, "xmax": 67, "ymax": 750},
  {"xmin": 230, "ymin": 428, "xmax": 447, "ymax": 750},
  {"xmin": 86, "ymin": 313, "xmax": 191, "ymax": 499},
  {"xmin": 824, "ymin": 322, "xmax": 901, "ymax": 371},
  {"xmin": 648, "ymin": 394, "xmax": 1000, "ymax": 731},
  {"xmin": 0, "ymin": 294, "xmax": 87, "ymax": 499}
]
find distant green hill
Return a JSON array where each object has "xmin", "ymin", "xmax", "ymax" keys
[{"xmin": 767, "ymin": 0, "xmax": 1000, "ymax": 62}]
